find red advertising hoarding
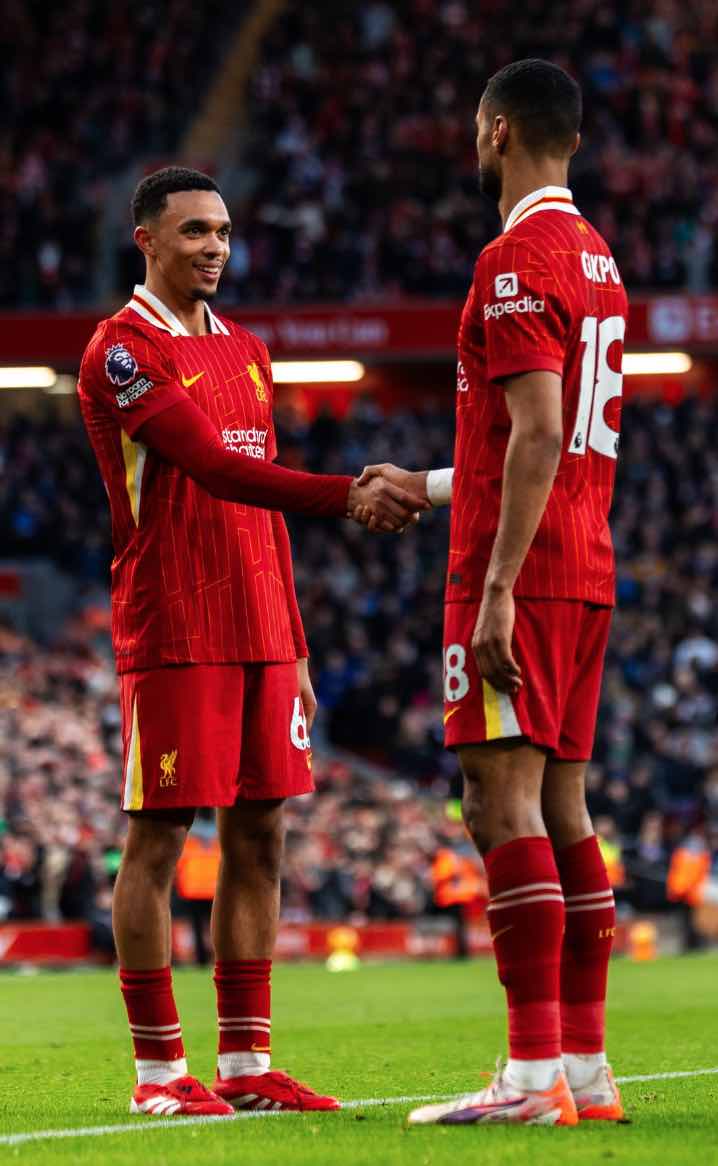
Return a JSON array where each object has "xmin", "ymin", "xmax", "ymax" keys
[{"xmin": 1, "ymin": 295, "xmax": 718, "ymax": 366}]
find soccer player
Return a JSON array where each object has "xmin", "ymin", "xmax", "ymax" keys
[
  {"xmin": 359, "ymin": 60, "xmax": 628, "ymax": 1126},
  {"xmin": 78, "ymin": 166, "xmax": 426, "ymax": 1118}
]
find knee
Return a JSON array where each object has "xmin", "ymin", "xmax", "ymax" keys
[
  {"xmin": 462, "ymin": 781, "xmax": 543, "ymax": 856},
  {"xmin": 542, "ymin": 799, "xmax": 593, "ymax": 852},
  {"xmin": 461, "ymin": 783, "xmax": 491, "ymax": 856},
  {"xmin": 222, "ymin": 810, "xmax": 285, "ymax": 883},
  {"xmin": 123, "ymin": 822, "xmax": 187, "ymax": 889}
]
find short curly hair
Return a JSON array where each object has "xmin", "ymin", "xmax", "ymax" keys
[
  {"xmin": 482, "ymin": 59, "xmax": 582, "ymax": 157},
  {"xmin": 132, "ymin": 166, "xmax": 221, "ymax": 225}
]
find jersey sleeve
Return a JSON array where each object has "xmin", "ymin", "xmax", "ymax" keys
[
  {"xmin": 475, "ymin": 241, "xmax": 569, "ymax": 384},
  {"xmin": 79, "ymin": 321, "xmax": 188, "ymax": 439}
]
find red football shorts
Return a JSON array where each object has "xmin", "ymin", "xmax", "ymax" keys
[
  {"xmin": 118, "ymin": 662, "xmax": 314, "ymax": 811},
  {"xmin": 443, "ymin": 598, "xmax": 612, "ymax": 761}
]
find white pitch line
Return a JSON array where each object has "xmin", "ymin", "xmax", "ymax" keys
[
  {"xmin": 615, "ymin": 1067, "xmax": 718, "ymax": 1085},
  {"xmin": 1, "ymin": 1068, "xmax": 717, "ymax": 1147}
]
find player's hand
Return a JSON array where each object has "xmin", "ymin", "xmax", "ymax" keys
[
  {"xmin": 297, "ymin": 657, "xmax": 317, "ymax": 731},
  {"xmin": 346, "ymin": 471, "xmax": 428, "ymax": 533},
  {"xmin": 472, "ymin": 585, "xmax": 523, "ymax": 695},
  {"xmin": 353, "ymin": 464, "xmax": 429, "ymax": 531},
  {"xmin": 352, "ymin": 505, "xmax": 421, "ymax": 532},
  {"xmin": 356, "ymin": 463, "xmax": 430, "ymax": 500}
]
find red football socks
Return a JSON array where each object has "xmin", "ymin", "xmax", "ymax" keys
[
  {"xmin": 484, "ymin": 836, "xmax": 565, "ymax": 1061},
  {"xmin": 214, "ymin": 959, "xmax": 272, "ymax": 1056},
  {"xmin": 119, "ymin": 966, "xmax": 185, "ymax": 1062},
  {"xmin": 556, "ymin": 834, "xmax": 615, "ymax": 1054}
]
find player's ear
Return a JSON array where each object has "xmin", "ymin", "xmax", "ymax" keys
[
  {"xmin": 134, "ymin": 224, "xmax": 156, "ymax": 259},
  {"xmin": 569, "ymin": 131, "xmax": 581, "ymax": 158},
  {"xmin": 493, "ymin": 115, "xmax": 509, "ymax": 155}
]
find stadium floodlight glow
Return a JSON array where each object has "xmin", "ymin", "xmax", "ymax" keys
[
  {"xmin": 0, "ymin": 366, "xmax": 57, "ymax": 389},
  {"xmin": 271, "ymin": 360, "xmax": 365, "ymax": 383},
  {"xmin": 622, "ymin": 352, "xmax": 692, "ymax": 375},
  {"xmin": 45, "ymin": 375, "xmax": 77, "ymax": 395}
]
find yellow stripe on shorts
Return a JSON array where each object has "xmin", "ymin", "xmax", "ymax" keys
[
  {"xmin": 123, "ymin": 696, "xmax": 144, "ymax": 811},
  {"xmin": 482, "ymin": 679, "xmax": 503, "ymax": 739},
  {"xmin": 482, "ymin": 679, "xmax": 521, "ymax": 740}
]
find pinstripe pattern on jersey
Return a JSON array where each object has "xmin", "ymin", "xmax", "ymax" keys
[
  {"xmin": 77, "ymin": 295, "xmax": 296, "ymax": 671},
  {"xmin": 447, "ymin": 191, "xmax": 629, "ymax": 608}
]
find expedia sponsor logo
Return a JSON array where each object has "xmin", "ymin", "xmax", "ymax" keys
[
  {"xmin": 495, "ymin": 272, "xmax": 518, "ymax": 298},
  {"xmin": 484, "ymin": 296, "xmax": 545, "ymax": 321},
  {"xmin": 116, "ymin": 377, "xmax": 154, "ymax": 407},
  {"xmin": 222, "ymin": 426, "xmax": 268, "ymax": 458}
]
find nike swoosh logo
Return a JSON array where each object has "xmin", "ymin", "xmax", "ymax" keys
[
  {"xmin": 491, "ymin": 925, "xmax": 514, "ymax": 942},
  {"xmin": 181, "ymin": 371, "xmax": 205, "ymax": 388},
  {"xmin": 250, "ymin": 1043, "xmax": 271, "ymax": 1053},
  {"xmin": 443, "ymin": 706, "xmax": 461, "ymax": 725}
]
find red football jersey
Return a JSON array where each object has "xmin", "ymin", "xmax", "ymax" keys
[
  {"xmin": 78, "ymin": 285, "xmax": 298, "ymax": 671},
  {"xmin": 447, "ymin": 186, "xmax": 629, "ymax": 606}
]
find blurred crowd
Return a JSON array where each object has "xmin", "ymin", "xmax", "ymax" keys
[
  {"xmin": 5, "ymin": 1, "xmax": 718, "ymax": 306},
  {"xmin": 2, "ymin": 392, "xmax": 718, "ymax": 938},
  {"xmin": 2, "ymin": 0, "xmax": 239, "ymax": 308},
  {"xmin": 196, "ymin": 0, "xmax": 718, "ymax": 301}
]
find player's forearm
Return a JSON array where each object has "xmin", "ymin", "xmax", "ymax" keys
[
  {"xmin": 136, "ymin": 400, "xmax": 352, "ymax": 517},
  {"xmin": 201, "ymin": 443, "xmax": 351, "ymax": 517},
  {"xmin": 485, "ymin": 429, "xmax": 562, "ymax": 592},
  {"xmin": 272, "ymin": 511, "xmax": 308, "ymax": 658}
]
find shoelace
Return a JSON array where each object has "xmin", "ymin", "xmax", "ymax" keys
[
  {"xmin": 263, "ymin": 1071, "xmax": 318, "ymax": 1100},
  {"xmin": 171, "ymin": 1076, "xmax": 216, "ymax": 1100},
  {"xmin": 449, "ymin": 1060, "xmax": 513, "ymax": 1110}
]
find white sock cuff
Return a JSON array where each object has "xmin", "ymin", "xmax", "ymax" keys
[
  {"xmin": 135, "ymin": 1057, "xmax": 188, "ymax": 1085},
  {"xmin": 563, "ymin": 1051, "xmax": 607, "ymax": 1088},
  {"xmin": 217, "ymin": 1051, "xmax": 270, "ymax": 1079},
  {"xmin": 505, "ymin": 1056, "xmax": 563, "ymax": 1092}
]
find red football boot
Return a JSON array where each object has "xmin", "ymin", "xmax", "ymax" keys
[
  {"xmin": 131, "ymin": 1074, "xmax": 235, "ymax": 1117},
  {"xmin": 213, "ymin": 1069, "xmax": 341, "ymax": 1112}
]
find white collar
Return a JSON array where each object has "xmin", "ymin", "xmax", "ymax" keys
[
  {"xmin": 503, "ymin": 185, "xmax": 579, "ymax": 233},
  {"xmin": 127, "ymin": 284, "xmax": 229, "ymax": 336}
]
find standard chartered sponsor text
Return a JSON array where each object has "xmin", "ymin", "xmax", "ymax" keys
[{"xmin": 222, "ymin": 426, "xmax": 268, "ymax": 458}]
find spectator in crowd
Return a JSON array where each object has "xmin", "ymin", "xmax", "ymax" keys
[
  {"xmin": 5, "ymin": 2, "xmax": 718, "ymax": 305},
  {"xmin": 174, "ymin": 812, "xmax": 222, "ymax": 966},
  {"xmin": 226, "ymin": 0, "xmax": 718, "ymax": 303},
  {"xmin": 2, "ymin": 0, "xmax": 240, "ymax": 307}
]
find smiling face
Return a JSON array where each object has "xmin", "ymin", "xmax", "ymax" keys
[{"xmin": 134, "ymin": 189, "xmax": 231, "ymax": 302}]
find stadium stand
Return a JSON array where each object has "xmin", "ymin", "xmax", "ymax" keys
[
  {"xmin": 217, "ymin": 0, "xmax": 718, "ymax": 302},
  {"xmin": 2, "ymin": 0, "xmax": 243, "ymax": 308},
  {"xmin": 3, "ymin": 1, "xmax": 718, "ymax": 306},
  {"xmin": 2, "ymin": 395, "xmax": 717, "ymax": 929}
]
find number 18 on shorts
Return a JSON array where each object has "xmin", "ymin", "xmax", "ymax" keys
[{"xmin": 442, "ymin": 599, "xmax": 612, "ymax": 761}]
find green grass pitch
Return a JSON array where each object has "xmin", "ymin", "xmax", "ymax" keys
[{"xmin": 1, "ymin": 955, "xmax": 716, "ymax": 1164}]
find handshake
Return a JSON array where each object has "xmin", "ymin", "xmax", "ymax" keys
[{"xmin": 346, "ymin": 464, "xmax": 430, "ymax": 533}]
